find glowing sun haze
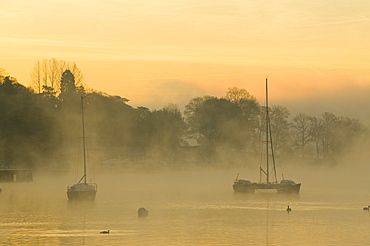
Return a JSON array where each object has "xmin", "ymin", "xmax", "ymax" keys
[{"xmin": 1, "ymin": 0, "xmax": 370, "ymax": 121}]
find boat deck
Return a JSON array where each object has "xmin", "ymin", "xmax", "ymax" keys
[{"xmin": 233, "ymin": 182, "xmax": 301, "ymax": 194}]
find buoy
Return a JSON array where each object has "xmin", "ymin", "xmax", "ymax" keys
[
  {"xmin": 138, "ymin": 207, "xmax": 148, "ymax": 218},
  {"xmin": 286, "ymin": 205, "xmax": 291, "ymax": 212}
]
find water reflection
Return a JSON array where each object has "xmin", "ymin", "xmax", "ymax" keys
[{"xmin": 233, "ymin": 191, "xmax": 300, "ymax": 203}]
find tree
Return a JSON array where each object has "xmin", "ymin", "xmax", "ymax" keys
[
  {"xmin": 185, "ymin": 97, "xmax": 248, "ymax": 162},
  {"xmin": 56, "ymin": 70, "xmax": 85, "ymax": 164},
  {"xmin": 320, "ymin": 112, "xmax": 338, "ymax": 159},
  {"xmin": 59, "ymin": 70, "xmax": 77, "ymax": 99},
  {"xmin": 184, "ymin": 96, "xmax": 214, "ymax": 134},
  {"xmin": 226, "ymin": 87, "xmax": 256, "ymax": 104},
  {"xmin": 291, "ymin": 113, "xmax": 314, "ymax": 158},
  {"xmin": 332, "ymin": 116, "xmax": 366, "ymax": 154},
  {"xmin": 151, "ymin": 104, "xmax": 186, "ymax": 161},
  {"xmin": 309, "ymin": 116, "xmax": 323, "ymax": 160},
  {"xmin": 30, "ymin": 61, "xmax": 43, "ymax": 93},
  {"xmin": 0, "ymin": 76, "xmax": 59, "ymax": 168},
  {"xmin": 48, "ymin": 58, "xmax": 60, "ymax": 91},
  {"xmin": 84, "ymin": 91, "xmax": 133, "ymax": 149},
  {"xmin": 0, "ymin": 67, "xmax": 8, "ymax": 83},
  {"xmin": 268, "ymin": 105, "xmax": 290, "ymax": 156},
  {"xmin": 30, "ymin": 58, "xmax": 84, "ymax": 95}
]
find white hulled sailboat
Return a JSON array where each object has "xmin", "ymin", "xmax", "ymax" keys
[{"xmin": 67, "ymin": 96, "xmax": 97, "ymax": 200}]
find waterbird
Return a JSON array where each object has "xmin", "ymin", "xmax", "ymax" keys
[
  {"xmin": 286, "ymin": 206, "xmax": 291, "ymax": 212},
  {"xmin": 363, "ymin": 205, "xmax": 370, "ymax": 210},
  {"xmin": 100, "ymin": 230, "xmax": 109, "ymax": 234},
  {"xmin": 138, "ymin": 207, "xmax": 149, "ymax": 218}
]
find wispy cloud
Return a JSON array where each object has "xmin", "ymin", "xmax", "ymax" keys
[{"xmin": 313, "ymin": 15, "xmax": 370, "ymax": 26}]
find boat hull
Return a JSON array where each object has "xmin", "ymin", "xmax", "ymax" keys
[
  {"xmin": 67, "ymin": 183, "xmax": 97, "ymax": 201},
  {"xmin": 233, "ymin": 183, "xmax": 256, "ymax": 193},
  {"xmin": 67, "ymin": 190, "xmax": 97, "ymax": 200},
  {"xmin": 233, "ymin": 182, "xmax": 301, "ymax": 194}
]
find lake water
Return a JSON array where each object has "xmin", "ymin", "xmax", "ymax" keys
[{"xmin": 0, "ymin": 166, "xmax": 369, "ymax": 245}]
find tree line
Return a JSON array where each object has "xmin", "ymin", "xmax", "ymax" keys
[{"xmin": 0, "ymin": 61, "xmax": 368, "ymax": 170}]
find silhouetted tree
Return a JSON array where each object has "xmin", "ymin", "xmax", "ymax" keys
[
  {"xmin": 310, "ymin": 116, "xmax": 323, "ymax": 160},
  {"xmin": 269, "ymin": 105, "xmax": 290, "ymax": 156},
  {"xmin": 185, "ymin": 97, "xmax": 248, "ymax": 163},
  {"xmin": 291, "ymin": 113, "xmax": 314, "ymax": 158},
  {"xmin": 184, "ymin": 96, "xmax": 214, "ymax": 134},
  {"xmin": 84, "ymin": 91, "xmax": 133, "ymax": 150},
  {"xmin": 225, "ymin": 87, "xmax": 260, "ymax": 152},
  {"xmin": 332, "ymin": 116, "xmax": 365, "ymax": 155},
  {"xmin": 0, "ymin": 68, "xmax": 8, "ymax": 84},
  {"xmin": 0, "ymin": 76, "xmax": 58, "ymax": 168},
  {"xmin": 151, "ymin": 104, "xmax": 186, "ymax": 162},
  {"xmin": 30, "ymin": 58, "xmax": 84, "ymax": 95},
  {"xmin": 320, "ymin": 112, "xmax": 338, "ymax": 159}
]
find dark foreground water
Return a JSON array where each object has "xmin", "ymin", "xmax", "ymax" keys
[{"xmin": 0, "ymin": 166, "xmax": 369, "ymax": 245}]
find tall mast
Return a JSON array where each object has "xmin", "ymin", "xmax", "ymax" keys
[
  {"xmin": 81, "ymin": 95, "xmax": 87, "ymax": 184},
  {"xmin": 265, "ymin": 78, "xmax": 269, "ymax": 183}
]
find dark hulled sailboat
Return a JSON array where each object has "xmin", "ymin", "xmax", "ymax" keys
[{"xmin": 233, "ymin": 79, "xmax": 301, "ymax": 194}]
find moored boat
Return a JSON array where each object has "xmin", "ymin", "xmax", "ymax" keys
[
  {"xmin": 233, "ymin": 79, "xmax": 301, "ymax": 194},
  {"xmin": 67, "ymin": 95, "xmax": 97, "ymax": 201}
]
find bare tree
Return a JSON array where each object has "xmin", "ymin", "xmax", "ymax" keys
[
  {"xmin": 30, "ymin": 61, "xmax": 42, "ymax": 93},
  {"xmin": 320, "ymin": 112, "xmax": 338, "ymax": 159},
  {"xmin": 269, "ymin": 105, "xmax": 290, "ymax": 154},
  {"xmin": 291, "ymin": 113, "xmax": 314, "ymax": 158},
  {"xmin": 30, "ymin": 58, "xmax": 84, "ymax": 95},
  {"xmin": 41, "ymin": 59, "xmax": 49, "ymax": 87},
  {"xmin": 48, "ymin": 58, "xmax": 60, "ymax": 92},
  {"xmin": 310, "ymin": 116, "xmax": 323, "ymax": 160}
]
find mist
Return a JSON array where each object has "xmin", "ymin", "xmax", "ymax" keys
[
  {"xmin": 2, "ymin": 155, "xmax": 370, "ymax": 245},
  {"xmin": 2, "ymin": 0, "xmax": 370, "ymax": 243},
  {"xmin": 279, "ymin": 83, "xmax": 370, "ymax": 125}
]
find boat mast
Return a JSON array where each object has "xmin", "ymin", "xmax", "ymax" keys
[
  {"xmin": 265, "ymin": 78, "xmax": 278, "ymax": 183},
  {"xmin": 81, "ymin": 95, "xmax": 87, "ymax": 184},
  {"xmin": 265, "ymin": 78, "xmax": 269, "ymax": 183}
]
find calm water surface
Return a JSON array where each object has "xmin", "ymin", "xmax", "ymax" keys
[{"xmin": 0, "ymin": 167, "xmax": 369, "ymax": 245}]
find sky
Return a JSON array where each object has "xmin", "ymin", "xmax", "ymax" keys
[{"xmin": 1, "ymin": 0, "xmax": 370, "ymax": 122}]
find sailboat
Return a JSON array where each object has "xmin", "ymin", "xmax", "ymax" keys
[
  {"xmin": 67, "ymin": 95, "xmax": 97, "ymax": 200},
  {"xmin": 233, "ymin": 78, "xmax": 301, "ymax": 194}
]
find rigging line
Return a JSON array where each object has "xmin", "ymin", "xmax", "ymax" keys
[
  {"xmin": 268, "ymin": 119, "xmax": 278, "ymax": 183},
  {"xmin": 81, "ymin": 95, "xmax": 87, "ymax": 184},
  {"xmin": 259, "ymin": 128, "xmax": 265, "ymax": 183}
]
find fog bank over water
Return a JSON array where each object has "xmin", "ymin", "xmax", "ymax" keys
[
  {"xmin": 28, "ymin": 160, "xmax": 370, "ymax": 205},
  {"xmin": 58, "ymin": 147, "xmax": 370, "ymax": 197},
  {"xmin": 2, "ymin": 156, "xmax": 370, "ymax": 245}
]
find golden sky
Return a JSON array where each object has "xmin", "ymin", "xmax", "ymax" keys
[{"xmin": 1, "ymin": 0, "xmax": 370, "ymax": 121}]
